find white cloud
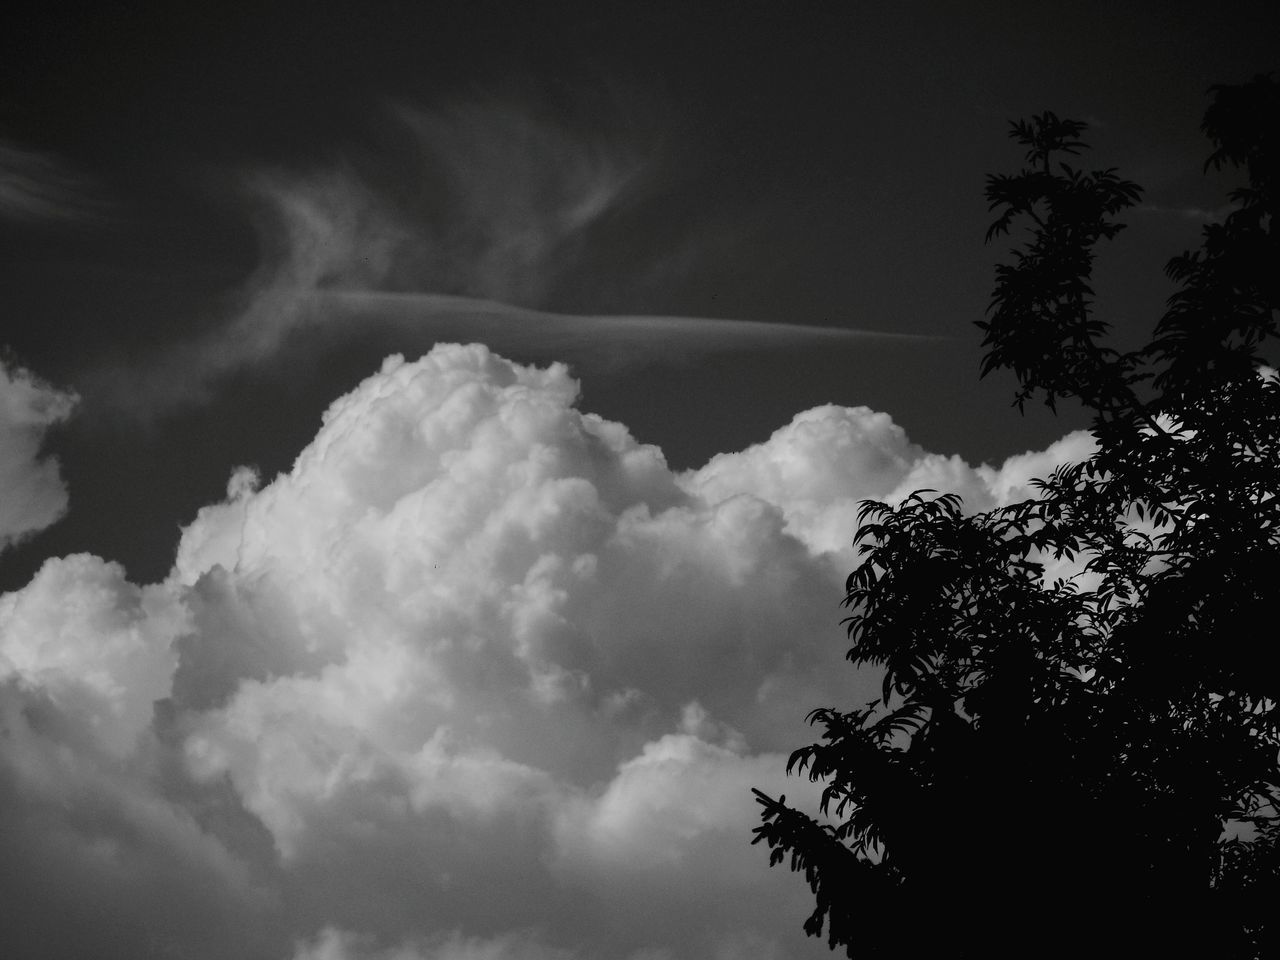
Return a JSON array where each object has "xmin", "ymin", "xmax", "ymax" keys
[
  {"xmin": 554, "ymin": 731, "xmax": 784, "ymax": 873},
  {"xmin": 0, "ymin": 357, "xmax": 77, "ymax": 551},
  {"xmin": 0, "ymin": 343, "xmax": 1094, "ymax": 959},
  {"xmin": 0, "ymin": 555, "xmax": 268, "ymax": 960},
  {"xmin": 685, "ymin": 403, "xmax": 1096, "ymax": 557},
  {"xmin": 0, "ymin": 553, "xmax": 185, "ymax": 753},
  {"xmin": 974, "ymin": 429, "xmax": 1097, "ymax": 505}
]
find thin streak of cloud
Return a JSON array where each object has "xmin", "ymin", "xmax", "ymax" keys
[
  {"xmin": 0, "ymin": 140, "xmax": 109, "ymax": 224},
  {"xmin": 85, "ymin": 289, "xmax": 926, "ymax": 419},
  {"xmin": 80, "ymin": 95, "xmax": 929, "ymax": 420},
  {"xmin": 320, "ymin": 290, "xmax": 933, "ymax": 361},
  {"xmin": 1136, "ymin": 202, "xmax": 1233, "ymax": 223}
]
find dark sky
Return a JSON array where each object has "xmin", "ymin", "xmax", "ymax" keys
[
  {"xmin": 2, "ymin": 1, "xmax": 1275, "ymax": 586},
  {"xmin": 0, "ymin": 5, "xmax": 1277, "ymax": 960}
]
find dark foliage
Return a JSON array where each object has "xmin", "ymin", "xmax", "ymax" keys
[{"xmin": 753, "ymin": 75, "xmax": 1280, "ymax": 958}]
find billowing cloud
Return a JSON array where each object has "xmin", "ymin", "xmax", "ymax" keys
[
  {"xmin": 1, "ymin": 344, "xmax": 1092, "ymax": 959},
  {"xmin": 687, "ymin": 403, "xmax": 1095, "ymax": 556},
  {"xmin": 0, "ymin": 357, "xmax": 77, "ymax": 551}
]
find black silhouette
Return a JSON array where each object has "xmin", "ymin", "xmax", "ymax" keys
[{"xmin": 753, "ymin": 75, "xmax": 1280, "ymax": 959}]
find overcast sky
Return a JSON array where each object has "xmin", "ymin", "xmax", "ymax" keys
[{"xmin": 0, "ymin": 3, "xmax": 1275, "ymax": 959}]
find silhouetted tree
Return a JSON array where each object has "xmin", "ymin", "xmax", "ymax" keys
[{"xmin": 753, "ymin": 75, "xmax": 1280, "ymax": 959}]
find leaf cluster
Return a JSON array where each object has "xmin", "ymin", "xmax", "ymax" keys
[{"xmin": 753, "ymin": 75, "xmax": 1280, "ymax": 958}]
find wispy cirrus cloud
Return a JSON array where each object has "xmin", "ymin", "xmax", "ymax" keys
[
  {"xmin": 80, "ymin": 95, "xmax": 923, "ymax": 420},
  {"xmin": 0, "ymin": 140, "xmax": 109, "ymax": 224},
  {"xmin": 1136, "ymin": 201, "xmax": 1234, "ymax": 223}
]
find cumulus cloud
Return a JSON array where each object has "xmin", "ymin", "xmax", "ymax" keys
[
  {"xmin": 0, "ymin": 344, "xmax": 1094, "ymax": 959},
  {"xmin": 687, "ymin": 403, "xmax": 1096, "ymax": 556},
  {"xmin": 0, "ymin": 357, "xmax": 77, "ymax": 551},
  {"xmin": 0, "ymin": 552, "xmax": 269, "ymax": 960}
]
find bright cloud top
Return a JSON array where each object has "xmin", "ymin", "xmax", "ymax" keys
[
  {"xmin": 0, "ymin": 344, "xmax": 1090, "ymax": 960},
  {"xmin": 0, "ymin": 357, "xmax": 76, "ymax": 551}
]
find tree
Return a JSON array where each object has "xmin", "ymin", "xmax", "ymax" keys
[{"xmin": 752, "ymin": 75, "xmax": 1280, "ymax": 959}]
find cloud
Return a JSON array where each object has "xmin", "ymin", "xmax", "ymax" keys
[
  {"xmin": 301, "ymin": 292, "xmax": 927, "ymax": 392},
  {"xmin": 291, "ymin": 928, "xmax": 579, "ymax": 960},
  {"xmin": 80, "ymin": 97, "xmax": 925, "ymax": 420},
  {"xmin": 0, "ymin": 554, "xmax": 184, "ymax": 752},
  {"xmin": 0, "ymin": 140, "xmax": 108, "ymax": 224},
  {"xmin": 0, "ymin": 553, "xmax": 270, "ymax": 960},
  {"xmin": 1, "ymin": 344, "xmax": 1092, "ymax": 959},
  {"xmin": 686, "ymin": 403, "xmax": 1096, "ymax": 556},
  {"xmin": 1137, "ymin": 202, "xmax": 1235, "ymax": 223},
  {"xmin": 0, "ymin": 357, "xmax": 77, "ymax": 552},
  {"xmin": 84, "ymin": 97, "xmax": 648, "ymax": 415},
  {"xmin": 382, "ymin": 98, "xmax": 649, "ymax": 306}
]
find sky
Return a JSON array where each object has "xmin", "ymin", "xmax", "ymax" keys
[{"xmin": 0, "ymin": 3, "xmax": 1275, "ymax": 959}]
